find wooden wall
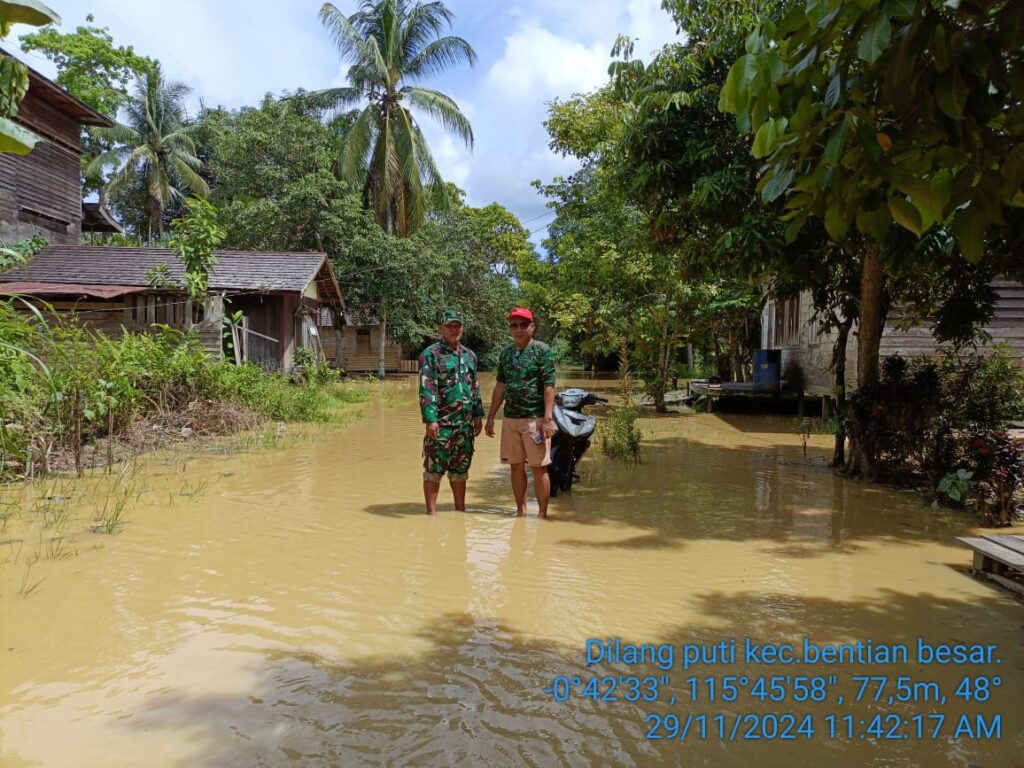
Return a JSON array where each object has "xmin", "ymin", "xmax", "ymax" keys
[
  {"xmin": 0, "ymin": 89, "xmax": 85, "ymax": 245},
  {"xmin": 763, "ymin": 280, "xmax": 1024, "ymax": 395},
  {"xmin": 229, "ymin": 294, "xmax": 282, "ymax": 370},
  {"xmin": 319, "ymin": 324, "xmax": 409, "ymax": 372}
]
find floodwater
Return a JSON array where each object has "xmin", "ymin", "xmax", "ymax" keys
[{"xmin": 1, "ymin": 374, "xmax": 1021, "ymax": 767}]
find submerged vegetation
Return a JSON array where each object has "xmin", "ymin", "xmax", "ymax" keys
[{"xmin": 0, "ymin": 301, "xmax": 372, "ymax": 482}]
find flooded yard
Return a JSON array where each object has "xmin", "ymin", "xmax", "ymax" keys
[{"xmin": 1, "ymin": 376, "xmax": 1021, "ymax": 767}]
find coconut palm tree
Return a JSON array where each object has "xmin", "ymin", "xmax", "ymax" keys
[
  {"xmin": 89, "ymin": 63, "xmax": 208, "ymax": 240},
  {"xmin": 317, "ymin": 0, "xmax": 476, "ymax": 238},
  {"xmin": 317, "ymin": 0, "xmax": 475, "ymax": 376}
]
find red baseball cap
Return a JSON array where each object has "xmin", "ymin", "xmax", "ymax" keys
[{"xmin": 508, "ymin": 307, "xmax": 534, "ymax": 322}]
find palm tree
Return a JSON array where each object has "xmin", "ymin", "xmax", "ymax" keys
[
  {"xmin": 317, "ymin": 0, "xmax": 475, "ymax": 376},
  {"xmin": 89, "ymin": 64, "xmax": 208, "ymax": 240},
  {"xmin": 318, "ymin": 0, "xmax": 475, "ymax": 236}
]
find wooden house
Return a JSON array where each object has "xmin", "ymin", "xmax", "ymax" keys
[
  {"xmin": 0, "ymin": 53, "xmax": 112, "ymax": 244},
  {"xmin": 761, "ymin": 280, "xmax": 1024, "ymax": 396},
  {"xmin": 0, "ymin": 245, "xmax": 343, "ymax": 371},
  {"xmin": 317, "ymin": 309, "xmax": 419, "ymax": 373}
]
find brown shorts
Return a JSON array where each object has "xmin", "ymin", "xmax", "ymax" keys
[{"xmin": 500, "ymin": 417, "xmax": 551, "ymax": 467}]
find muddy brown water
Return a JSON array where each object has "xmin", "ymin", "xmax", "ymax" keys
[{"xmin": 1, "ymin": 375, "xmax": 1021, "ymax": 767}]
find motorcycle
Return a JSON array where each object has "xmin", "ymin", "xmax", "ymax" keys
[{"xmin": 549, "ymin": 388, "xmax": 607, "ymax": 496}]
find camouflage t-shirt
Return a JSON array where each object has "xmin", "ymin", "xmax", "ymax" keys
[
  {"xmin": 496, "ymin": 340, "xmax": 556, "ymax": 418},
  {"xmin": 419, "ymin": 342, "xmax": 484, "ymax": 426}
]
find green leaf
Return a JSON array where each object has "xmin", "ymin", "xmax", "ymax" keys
[
  {"xmin": 888, "ymin": 195, "xmax": 923, "ymax": 235},
  {"xmin": 791, "ymin": 96, "xmax": 815, "ymax": 131},
  {"xmin": 855, "ymin": 120, "xmax": 882, "ymax": 162},
  {"xmin": 931, "ymin": 26, "xmax": 952, "ymax": 72},
  {"xmin": 824, "ymin": 199, "xmax": 849, "ymax": 240},
  {"xmin": 951, "ymin": 206, "xmax": 986, "ymax": 263},
  {"xmin": 718, "ymin": 59, "xmax": 743, "ymax": 113},
  {"xmin": 935, "ymin": 69, "xmax": 967, "ymax": 120},
  {"xmin": 857, "ymin": 15, "xmax": 892, "ymax": 63},
  {"xmin": 761, "ymin": 167, "xmax": 795, "ymax": 203},
  {"xmin": 883, "ymin": 0, "xmax": 916, "ymax": 18},
  {"xmin": 745, "ymin": 28, "xmax": 760, "ymax": 54},
  {"xmin": 824, "ymin": 118, "xmax": 849, "ymax": 166},
  {"xmin": 0, "ymin": 0, "xmax": 60, "ymax": 27},
  {"xmin": 825, "ymin": 73, "xmax": 842, "ymax": 108},
  {"xmin": 790, "ymin": 45, "xmax": 818, "ymax": 76},
  {"xmin": 752, "ymin": 120, "xmax": 775, "ymax": 158},
  {"xmin": 856, "ymin": 206, "xmax": 891, "ymax": 241},
  {"xmin": 0, "ymin": 116, "xmax": 41, "ymax": 155},
  {"xmin": 1002, "ymin": 144, "xmax": 1024, "ymax": 199}
]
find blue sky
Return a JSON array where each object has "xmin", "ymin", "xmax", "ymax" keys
[{"xmin": 7, "ymin": 1, "xmax": 682, "ymax": 241}]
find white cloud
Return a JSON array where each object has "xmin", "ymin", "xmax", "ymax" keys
[{"xmin": 9, "ymin": 0, "xmax": 681, "ymax": 238}]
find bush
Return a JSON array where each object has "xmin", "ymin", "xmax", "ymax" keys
[
  {"xmin": 598, "ymin": 401, "xmax": 642, "ymax": 461},
  {"xmin": 0, "ymin": 301, "xmax": 369, "ymax": 480},
  {"xmin": 849, "ymin": 348, "xmax": 1024, "ymax": 521}
]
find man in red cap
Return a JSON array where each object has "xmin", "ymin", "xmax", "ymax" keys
[{"xmin": 485, "ymin": 307, "xmax": 557, "ymax": 517}]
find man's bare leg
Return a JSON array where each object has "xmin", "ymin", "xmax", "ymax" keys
[
  {"xmin": 532, "ymin": 466, "xmax": 551, "ymax": 518},
  {"xmin": 424, "ymin": 480, "xmax": 441, "ymax": 515},
  {"xmin": 510, "ymin": 462, "xmax": 528, "ymax": 516},
  {"xmin": 450, "ymin": 479, "xmax": 467, "ymax": 511}
]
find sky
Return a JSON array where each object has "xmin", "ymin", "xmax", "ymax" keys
[{"xmin": 7, "ymin": 0, "xmax": 682, "ymax": 243}]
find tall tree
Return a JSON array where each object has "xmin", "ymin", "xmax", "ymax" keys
[
  {"xmin": 20, "ymin": 15, "xmax": 154, "ymax": 116},
  {"xmin": 20, "ymin": 15, "xmax": 155, "ymax": 198},
  {"xmin": 315, "ymin": 0, "xmax": 476, "ymax": 376},
  {"xmin": 88, "ymin": 64, "xmax": 208, "ymax": 240},
  {"xmin": 718, "ymin": 0, "xmax": 1024, "ymax": 474}
]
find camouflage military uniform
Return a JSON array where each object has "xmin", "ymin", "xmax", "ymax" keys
[
  {"xmin": 496, "ymin": 340, "xmax": 557, "ymax": 417},
  {"xmin": 419, "ymin": 340, "xmax": 484, "ymax": 482}
]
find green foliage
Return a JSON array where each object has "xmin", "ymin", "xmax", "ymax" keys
[
  {"xmin": 968, "ymin": 432, "xmax": 1023, "ymax": 525},
  {"xmin": 89, "ymin": 64, "xmax": 208, "ymax": 239},
  {"xmin": 848, "ymin": 348, "xmax": 1024, "ymax": 483},
  {"xmin": 316, "ymin": 0, "xmax": 476, "ymax": 236},
  {"xmin": 169, "ymin": 197, "xmax": 226, "ymax": 301},
  {"xmin": 292, "ymin": 347, "xmax": 339, "ymax": 386},
  {"xmin": 0, "ymin": 303, "xmax": 369, "ymax": 480},
  {"xmin": 598, "ymin": 401, "xmax": 642, "ymax": 462},
  {"xmin": 0, "ymin": 234, "xmax": 46, "ymax": 272},
  {"xmin": 203, "ymin": 92, "xmax": 522, "ymax": 369},
  {"xmin": 936, "ymin": 468, "xmax": 972, "ymax": 503},
  {"xmin": 20, "ymin": 15, "xmax": 155, "ymax": 116},
  {"xmin": 719, "ymin": 0, "xmax": 1023, "ymax": 260}
]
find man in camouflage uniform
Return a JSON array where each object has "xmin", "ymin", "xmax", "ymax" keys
[
  {"xmin": 485, "ymin": 307, "xmax": 557, "ymax": 518},
  {"xmin": 419, "ymin": 308, "xmax": 484, "ymax": 515}
]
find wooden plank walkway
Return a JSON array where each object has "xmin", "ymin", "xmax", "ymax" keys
[{"xmin": 955, "ymin": 535, "xmax": 1024, "ymax": 596}]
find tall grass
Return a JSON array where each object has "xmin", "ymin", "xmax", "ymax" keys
[{"xmin": 0, "ymin": 299, "xmax": 374, "ymax": 481}]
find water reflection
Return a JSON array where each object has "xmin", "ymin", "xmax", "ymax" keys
[{"xmin": 0, "ymin": 376, "xmax": 1020, "ymax": 767}]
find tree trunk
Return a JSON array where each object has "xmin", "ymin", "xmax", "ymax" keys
[
  {"xmin": 618, "ymin": 336, "xmax": 632, "ymax": 404},
  {"xmin": 829, "ymin": 316, "xmax": 852, "ymax": 468},
  {"xmin": 150, "ymin": 194, "xmax": 163, "ymax": 241},
  {"xmin": 847, "ymin": 241, "xmax": 887, "ymax": 478},
  {"xmin": 377, "ymin": 308, "xmax": 387, "ymax": 379},
  {"xmin": 332, "ymin": 307, "xmax": 346, "ymax": 372},
  {"xmin": 653, "ymin": 310, "xmax": 672, "ymax": 413}
]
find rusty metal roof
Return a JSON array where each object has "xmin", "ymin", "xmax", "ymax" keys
[
  {"xmin": 0, "ymin": 281, "xmax": 147, "ymax": 299},
  {"xmin": 0, "ymin": 245, "xmax": 343, "ymax": 305}
]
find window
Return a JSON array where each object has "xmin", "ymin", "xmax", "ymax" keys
[
  {"xmin": 774, "ymin": 296, "xmax": 800, "ymax": 346},
  {"xmin": 356, "ymin": 329, "xmax": 371, "ymax": 355}
]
